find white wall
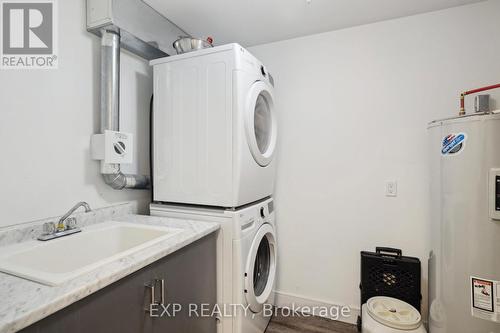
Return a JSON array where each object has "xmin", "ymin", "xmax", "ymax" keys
[
  {"xmin": 250, "ymin": 0, "xmax": 500, "ymax": 320},
  {"xmin": 0, "ymin": 0, "xmax": 152, "ymax": 227}
]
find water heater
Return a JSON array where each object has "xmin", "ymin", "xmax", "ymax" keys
[{"xmin": 428, "ymin": 112, "xmax": 500, "ymax": 332}]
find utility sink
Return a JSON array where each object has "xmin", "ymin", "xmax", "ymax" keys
[{"xmin": 0, "ymin": 222, "xmax": 182, "ymax": 286}]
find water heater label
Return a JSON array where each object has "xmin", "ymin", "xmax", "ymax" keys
[
  {"xmin": 471, "ymin": 277, "xmax": 500, "ymax": 323},
  {"xmin": 442, "ymin": 133, "xmax": 467, "ymax": 156}
]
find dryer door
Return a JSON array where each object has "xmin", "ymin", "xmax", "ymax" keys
[
  {"xmin": 245, "ymin": 81, "xmax": 277, "ymax": 167},
  {"xmin": 244, "ymin": 223, "xmax": 277, "ymax": 313}
]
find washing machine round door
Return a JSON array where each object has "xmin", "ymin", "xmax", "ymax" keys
[
  {"xmin": 244, "ymin": 223, "xmax": 277, "ymax": 313},
  {"xmin": 245, "ymin": 81, "xmax": 277, "ymax": 167}
]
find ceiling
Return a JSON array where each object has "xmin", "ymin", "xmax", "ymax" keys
[{"xmin": 145, "ymin": 0, "xmax": 484, "ymax": 47}]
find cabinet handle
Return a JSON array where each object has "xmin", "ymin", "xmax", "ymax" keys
[
  {"xmin": 145, "ymin": 281, "xmax": 159, "ymax": 312},
  {"xmin": 159, "ymin": 278, "xmax": 165, "ymax": 306},
  {"xmin": 145, "ymin": 278, "xmax": 166, "ymax": 313}
]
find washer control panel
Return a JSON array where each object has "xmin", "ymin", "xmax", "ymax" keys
[
  {"xmin": 268, "ymin": 200, "xmax": 274, "ymax": 214},
  {"xmin": 259, "ymin": 200, "xmax": 274, "ymax": 220}
]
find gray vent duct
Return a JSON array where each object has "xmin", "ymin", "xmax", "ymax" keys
[
  {"xmin": 86, "ymin": 0, "xmax": 188, "ymax": 59},
  {"xmin": 87, "ymin": 0, "xmax": 189, "ymax": 190},
  {"xmin": 100, "ymin": 30, "xmax": 150, "ymax": 190}
]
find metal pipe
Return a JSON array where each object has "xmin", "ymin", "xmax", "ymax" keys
[
  {"xmin": 100, "ymin": 29, "xmax": 150, "ymax": 190},
  {"xmin": 459, "ymin": 83, "xmax": 500, "ymax": 116},
  {"xmin": 101, "ymin": 30, "xmax": 120, "ymax": 133}
]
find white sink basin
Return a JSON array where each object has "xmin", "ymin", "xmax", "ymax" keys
[{"xmin": 0, "ymin": 222, "xmax": 182, "ymax": 286}]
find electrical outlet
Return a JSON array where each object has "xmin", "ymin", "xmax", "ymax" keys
[{"xmin": 386, "ymin": 181, "xmax": 398, "ymax": 197}]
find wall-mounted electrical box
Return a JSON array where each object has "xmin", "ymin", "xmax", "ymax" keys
[{"xmin": 91, "ymin": 130, "xmax": 133, "ymax": 164}]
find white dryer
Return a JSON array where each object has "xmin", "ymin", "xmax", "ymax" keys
[
  {"xmin": 151, "ymin": 44, "xmax": 277, "ymax": 208},
  {"xmin": 150, "ymin": 198, "xmax": 277, "ymax": 333}
]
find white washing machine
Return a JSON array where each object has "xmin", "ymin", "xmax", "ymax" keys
[
  {"xmin": 151, "ymin": 44, "xmax": 277, "ymax": 208},
  {"xmin": 362, "ymin": 297, "xmax": 427, "ymax": 333},
  {"xmin": 150, "ymin": 197, "xmax": 277, "ymax": 333}
]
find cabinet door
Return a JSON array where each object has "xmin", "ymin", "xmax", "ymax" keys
[
  {"xmin": 151, "ymin": 233, "xmax": 217, "ymax": 333},
  {"xmin": 76, "ymin": 266, "xmax": 154, "ymax": 333},
  {"xmin": 18, "ymin": 305, "xmax": 82, "ymax": 333},
  {"xmin": 17, "ymin": 233, "xmax": 216, "ymax": 333},
  {"xmin": 19, "ymin": 262, "xmax": 154, "ymax": 333}
]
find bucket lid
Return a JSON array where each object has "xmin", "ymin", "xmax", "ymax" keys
[{"xmin": 367, "ymin": 297, "xmax": 421, "ymax": 330}]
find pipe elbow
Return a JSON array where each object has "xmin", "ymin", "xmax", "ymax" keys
[
  {"xmin": 102, "ymin": 172, "xmax": 128, "ymax": 190},
  {"xmin": 102, "ymin": 172, "xmax": 150, "ymax": 190}
]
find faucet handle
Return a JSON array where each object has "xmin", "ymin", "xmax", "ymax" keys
[
  {"xmin": 65, "ymin": 217, "xmax": 77, "ymax": 230},
  {"xmin": 42, "ymin": 222, "xmax": 56, "ymax": 235}
]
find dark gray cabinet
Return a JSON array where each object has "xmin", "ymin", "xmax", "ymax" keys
[{"xmin": 20, "ymin": 233, "xmax": 217, "ymax": 333}]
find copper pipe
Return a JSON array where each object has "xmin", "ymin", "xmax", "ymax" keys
[{"xmin": 459, "ymin": 83, "xmax": 500, "ymax": 116}]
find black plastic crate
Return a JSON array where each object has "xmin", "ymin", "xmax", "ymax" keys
[{"xmin": 357, "ymin": 247, "xmax": 421, "ymax": 331}]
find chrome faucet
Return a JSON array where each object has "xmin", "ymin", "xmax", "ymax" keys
[{"xmin": 38, "ymin": 202, "xmax": 92, "ymax": 241}]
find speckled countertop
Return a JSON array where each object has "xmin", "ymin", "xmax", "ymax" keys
[{"xmin": 0, "ymin": 205, "xmax": 219, "ymax": 333}]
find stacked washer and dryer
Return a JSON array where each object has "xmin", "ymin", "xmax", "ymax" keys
[{"xmin": 150, "ymin": 44, "xmax": 278, "ymax": 333}]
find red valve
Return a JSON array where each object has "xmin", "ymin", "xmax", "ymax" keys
[{"xmin": 207, "ymin": 37, "xmax": 214, "ymax": 44}]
